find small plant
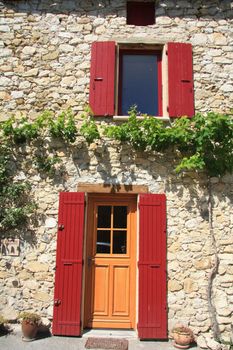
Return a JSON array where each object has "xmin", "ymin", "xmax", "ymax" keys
[
  {"xmin": 0, "ymin": 315, "xmax": 10, "ymax": 335},
  {"xmin": 48, "ymin": 109, "xmax": 77, "ymax": 143},
  {"xmin": 18, "ymin": 312, "xmax": 41, "ymax": 326},
  {"xmin": 0, "ymin": 315, "xmax": 7, "ymax": 323},
  {"xmin": 172, "ymin": 325, "xmax": 194, "ymax": 337},
  {"xmin": 34, "ymin": 154, "xmax": 61, "ymax": 175},
  {"xmin": 80, "ymin": 106, "xmax": 100, "ymax": 144},
  {"xmin": 0, "ymin": 111, "xmax": 49, "ymax": 144}
]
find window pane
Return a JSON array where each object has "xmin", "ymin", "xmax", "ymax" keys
[
  {"xmin": 113, "ymin": 206, "xmax": 127, "ymax": 228},
  {"xmin": 96, "ymin": 230, "xmax": 110, "ymax": 254},
  {"xmin": 97, "ymin": 206, "xmax": 111, "ymax": 228},
  {"xmin": 113, "ymin": 230, "xmax": 127, "ymax": 254},
  {"xmin": 121, "ymin": 54, "xmax": 158, "ymax": 115}
]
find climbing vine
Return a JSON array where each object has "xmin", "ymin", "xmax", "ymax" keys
[
  {"xmin": 104, "ymin": 107, "xmax": 233, "ymax": 176},
  {"xmin": 0, "ymin": 140, "xmax": 36, "ymax": 234},
  {"xmin": 0, "ymin": 108, "xmax": 101, "ymax": 234},
  {"xmin": 0, "ymin": 107, "xmax": 232, "ymax": 233}
]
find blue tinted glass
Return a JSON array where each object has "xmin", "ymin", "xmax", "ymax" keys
[{"xmin": 121, "ymin": 54, "xmax": 158, "ymax": 115}]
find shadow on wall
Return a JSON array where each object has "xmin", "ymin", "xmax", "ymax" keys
[
  {"xmin": 2, "ymin": 0, "xmax": 233, "ymax": 20},
  {"xmin": 71, "ymin": 138, "xmax": 233, "ymax": 219}
]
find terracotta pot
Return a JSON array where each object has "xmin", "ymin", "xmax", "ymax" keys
[
  {"xmin": 21, "ymin": 320, "xmax": 39, "ymax": 341},
  {"xmin": 173, "ymin": 331, "xmax": 193, "ymax": 349}
]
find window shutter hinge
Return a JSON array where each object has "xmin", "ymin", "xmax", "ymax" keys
[
  {"xmin": 167, "ymin": 106, "xmax": 169, "ymax": 112},
  {"xmin": 166, "ymin": 50, "xmax": 168, "ymax": 55}
]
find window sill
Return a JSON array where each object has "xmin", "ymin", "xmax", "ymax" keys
[{"xmin": 113, "ymin": 115, "xmax": 170, "ymax": 122}]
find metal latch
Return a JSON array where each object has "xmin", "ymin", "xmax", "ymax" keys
[
  {"xmin": 54, "ymin": 299, "xmax": 61, "ymax": 306},
  {"xmin": 87, "ymin": 256, "xmax": 94, "ymax": 267}
]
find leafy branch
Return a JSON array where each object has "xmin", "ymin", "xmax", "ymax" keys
[
  {"xmin": 0, "ymin": 142, "xmax": 36, "ymax": 233},
  {"xmin": 48, "ymin": 109, "xmax": 77, "ymax": 143},
  {"xmin": 104, "ymin": 108, "xmax": 233, "ymax": 176}
]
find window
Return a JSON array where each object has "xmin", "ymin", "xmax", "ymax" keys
[
  {"xmin": 119, "ymin": 50, "xmax": 162, "ymax": 115},
  {"xmin": 96, "ymin": 205, "xmax": 128, "ymax": 255},
  {"xmin": 89, "ymin": 41, "xmax": 194, "ymax": 118},
  {"xmin": 127, "ymin": 1, "xmax": 155, "ymax": 26}
]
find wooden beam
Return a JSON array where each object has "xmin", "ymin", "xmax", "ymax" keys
[{"xmin": 77, "ymin": 183, "xmax": 148, "ymax": 194}]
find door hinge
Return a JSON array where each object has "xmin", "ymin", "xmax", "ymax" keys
[{"xmin": 94, "ymin": 77, "xmax": 103, "ymax": 81}]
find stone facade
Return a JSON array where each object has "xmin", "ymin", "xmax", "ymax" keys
[
  {"xmin": 0, "ymin": 0, "xmax": 233, "ymax": 348},
  {"xmin": 0, "ymin": 0, "xmax": 232, "ymax": 116}
]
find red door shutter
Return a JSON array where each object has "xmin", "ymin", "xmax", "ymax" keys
[
  {"xmin": 168, "ymin": 42, "xmax": 194, "ymax": 117},
  {"xmin": 89, "ymin": 41, "xmax": 116, "ymax": 116},
  {"xmin": 52, "ymin": 192, "xmax": 85, "ymax": 336},
  {"xmin": 138, "ymin": 194, "xmax": 167, "ymax": 339}
]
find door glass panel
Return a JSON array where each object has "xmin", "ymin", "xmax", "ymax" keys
[
  {"xmin": 113, "ymin": 206, "xmax": 127, "ymax": 228},
  {"xmin": 96, "ymin": 230, "xmax": 111, "ymax": 254},
  {"xmin": 97, "ymin": 206, "xmax": 111, "ymax": 228},
  {"xmin": 113, "ymin": 230, "xmax": 127, "ymax": 254}
]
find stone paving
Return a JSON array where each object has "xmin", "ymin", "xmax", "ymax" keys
[{"xmin": 0, "ymin": 327, "xmax": 200, "ymax": 350}]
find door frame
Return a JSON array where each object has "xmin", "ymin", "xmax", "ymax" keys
[{"xmin": 83, "ymin": 193, "xmax": 137, "ymax": 330}]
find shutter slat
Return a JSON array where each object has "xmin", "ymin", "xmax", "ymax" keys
[
  {"xmin": 138, "ymin": 194, "xmax": 167, "ymax": 339},
  {"xmin": 89, "ymin": 41, "xmax": 115, "ymax": 116},
  {"xmin": 53, "ymin": 192, "xmax": 85, "ymax": 336},
  {"xmin": 168, "ymin": 42, "xmax": 194, "ymax": 117}
]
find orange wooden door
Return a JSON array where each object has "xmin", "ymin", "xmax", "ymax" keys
[{"xmin": 84, "ymin": 195, "xmax": 136, "ymax": 329}]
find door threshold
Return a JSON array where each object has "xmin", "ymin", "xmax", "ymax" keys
[{"xmin": 82, "ymin": 329, "xmax": 137, "ymax": 338}]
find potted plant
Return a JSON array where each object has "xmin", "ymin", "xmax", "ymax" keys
[
  {"xmin": 18, "ymin": 312, "xmax": 41, "ymax": 341},
  {"xmin": 171, "ymin": 325, "xmax": 194, "ymax": 349}
]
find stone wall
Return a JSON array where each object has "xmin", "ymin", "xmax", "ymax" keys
[
  {"xmin": 0, "ymin": 0, "xmax": 232, "ymax": 348},
  {"xmin": 0, "ymin": 137, "xmax": 232, "ymax": 348},
  {"xmin": 0, "ymin": 0, "xmax": 232, "ymax": 116}
]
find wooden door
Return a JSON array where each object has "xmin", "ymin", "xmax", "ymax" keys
[{"xmin": 84, "ymin": 195, "xmax": 136, "ymax": 329}]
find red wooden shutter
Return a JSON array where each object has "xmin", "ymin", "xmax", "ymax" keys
[
  {"xmin": 89, "ymin": 41, "xmax": 116, "ymax": 116},
  {"xmin": 138, "ymin": 194, "xmax": 167, "ymax": 339},
  {"xmin": 52, "ymin": 192, "xmax": 85, "ymax": 336},
  {"xmin": 168, "ymin": 42, "xmax": 194, "ymax": 117}
]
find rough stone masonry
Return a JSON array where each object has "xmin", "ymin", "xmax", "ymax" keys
[{"xmin": 0, "ymin": 1, "xmax": 232, "ymax": 349}]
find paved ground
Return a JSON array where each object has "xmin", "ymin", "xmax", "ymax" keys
[{"xmin": 0, "ymin": 326, "xmax": 199, "ymax": 350}]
